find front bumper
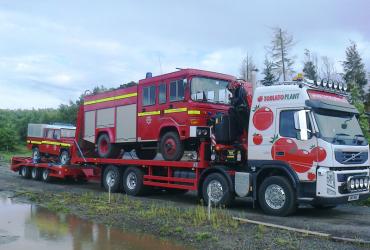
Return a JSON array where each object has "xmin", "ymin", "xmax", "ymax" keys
[{"xmin": 312, "ymin": 192, "xmax": 370, "ymax": 205}]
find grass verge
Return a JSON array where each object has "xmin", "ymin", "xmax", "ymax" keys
[{"xmin": 0, "ymin": 144, "xmax": 29, "ymax": 162}]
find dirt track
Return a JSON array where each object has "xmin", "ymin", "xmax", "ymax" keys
[{"xmin": 1, "ymin": 161, "xmax": 369, "ymax": 249}]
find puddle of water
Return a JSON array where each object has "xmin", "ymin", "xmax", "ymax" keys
[{"xmin": 0, "ymin": 192, "xmax": 189, "ymax": 250}]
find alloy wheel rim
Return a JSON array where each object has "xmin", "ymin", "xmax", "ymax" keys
[
  {"xmin": 265, "ymin": 184, "xmax": 286, "ymax": 210},
  {"xmin": 207, "ymin": 180, "xmax": 224, "ymax": 203},
  {"xmin": 126, "ymin": 172, "xmax": 137, "ymax": 190}
]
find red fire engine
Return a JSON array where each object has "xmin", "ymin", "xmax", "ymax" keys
[{"xmin": 83, "ymin": 69, "xmax": 237, "ymax": 161}]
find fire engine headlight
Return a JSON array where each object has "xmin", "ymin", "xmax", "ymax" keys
[
  {"xmin": 355, "ymin": 179, "xmax": 360, "ymax": 189},
  {"xmin": 197, "ymin": 130, "xmax": 202, "ymax": 136},
  {"xmin": 364, "ymin": 177, "xmax": 369, "ymax": 188},
  {"xmin": 327, "ymin": 171, "xmax": 335, "ymax": 188},
  {"xmin": 350, "ymin": 179, "xmax": 355, "ymax": 189},
  {"xmin": 359, "ymin": 179, "xmax": 364, "ymax": 188},
  {"xmin": 203, "ymin": 129, "xmax": 208, "ymax": 135}
]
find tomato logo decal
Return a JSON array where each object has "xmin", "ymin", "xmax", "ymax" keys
[
  {"xmin": 252, "ymin": 106, "xmax": 273, "ymax": 131},
  {"xmin": 310, "ymin": 146, "xmax": 327, "ymax": 162},
  {"xmin": 257, "ymin": 96, "xmax": 263, "ymax": 102},
  {"xmin": 253, "ymin": 133, "xmax": 263, "ymax": 145}
]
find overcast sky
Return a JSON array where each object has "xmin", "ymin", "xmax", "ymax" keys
[{"xmin": 0, "ymin": 0, "xmax": 369, "ymax": 109}]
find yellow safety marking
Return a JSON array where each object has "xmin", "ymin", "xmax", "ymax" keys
[
  {"xmin": 187, "ymin": 110, "xmax": 201, "ymax": 115},
  {"xmin": 138, "ymin": 111, "xmax": 161, "ymax": 117},
  {"xmin": 164, "ymin": 107, "xmax": 187, "ymax": 114},
  {"xmin": 84, "ymin": 92, "xmax": 137, "ymax": 105},
  {"xmin": 29, "ymin": 140, "xmax": 71, "ymax": 147}
]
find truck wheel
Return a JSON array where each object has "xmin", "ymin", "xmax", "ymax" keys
[
  {"xmin": 31, "ymin": 167, "xmax": 41, "ymax": 180},
  {"xmin": 59, "ymin": 150, "xmax": 70, "ymax": 165},
  {"xmin": 20, "ymin": 166, "xmax": 31, "ymax": 179},
  {"xmin": 41, "ymin": 168, "xmax": 52, "ymax": 182},
  {"xmin": 97, "ymin": 134, "xmax": 120, "ymax": 158},
  {"xmin": 123, "ymin": 167, "xmax": 147, "ymax": 196},
  {"xmin": 159, "ymin": 131, "xmax": 184, "ymax": 161},
  {"xmin": 136, "ymin": 148, "xmax": 157, "ymax": 160},
  {"xmin": 32, "ymin": 147, "xmax": 40, "ymax": 163},
  {"xmin": 103, "ymin": 165, "xmax": 122, "ymax": 193},
  {"xmin": 202, "ymin": 173, "xmax": 233, "ymax": 207},
  {"xmin": 258, "ymin": 176, "xmax": 296, "ymax": 216}
]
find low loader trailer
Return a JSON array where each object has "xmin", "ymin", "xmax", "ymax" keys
[{"xmin": 11, "ymin": 70, "xmax": 370, "ymax": 216}]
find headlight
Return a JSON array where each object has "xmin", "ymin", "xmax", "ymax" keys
[
  {"xmin": 327, "ymin": 171, "xmax": 335, "ymax": 188},
  {"xmin": 364, "ymin": 178, "xmax": 369, "ymax": 187},
  {"xmin": 360, "ymin": 179, "xmax": 364, "ymax": 188},
  {"xmin": 350, "ymin": 179, "xmax": 355, "ymax": 189},
  {"xmin": 355, "ymin": 179, "xmax": 360, "ymax": 189}
]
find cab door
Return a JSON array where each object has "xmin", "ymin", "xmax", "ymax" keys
[
  {"xmin": 273, "ymin": 109, "xmax": 318, "ymax": 181},
  {"xmin": 137, "ymin": 84, "xmax": 160, "ymax": 141}
]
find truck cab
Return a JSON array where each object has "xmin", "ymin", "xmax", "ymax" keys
[{"xmin": 246, "ymin": 79, "xmax": 369, "ymax": 215}]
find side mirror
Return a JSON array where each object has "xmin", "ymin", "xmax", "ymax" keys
[{"xmin": 294, "ymin": 110, "xmax": 308, "ymax": 141}]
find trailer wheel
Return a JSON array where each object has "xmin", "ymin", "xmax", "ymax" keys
[
  {"xmin": 59, "ymin": 150, "xmax": 70, "ymax": 165},
  {"xmin": 258, "ymin": 176, "xmax": 296, "ymax": 216},
  {"xmin": 103, "ymin": 165, "xmax": 122, "ymax": 193},
  {"xmin": 32, "ymin": 147, "xmax": 40, "ymax": 163},
  {"xmin": 159, "ymin": 131, "xmax": 184, "ymax": 161},
  {"xmin": 41, "ymin": 168, "xmax": 52, "ymax": 182},
  {"xmin": 31, "ymin": 167, "xmax": 41, "ymax": 180},
  {"xmin": 20, "ymin": 166, "xmax": 31, "ymax": 179},
  {"xmin": 123, "ymin": 167, "xmax": 147, "ymax": 196},
  {"xmin": 97, "ymin": 134, "xmax": 120, "ymax": 158},
  {"xmin": 202, "ymin": 173, "xmax": 233, "ymax": 207},
  {"xmin": 135, "ymin": 148, "xmax": 157, "ymax": 160}
]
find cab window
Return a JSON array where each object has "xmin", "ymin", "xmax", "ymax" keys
[
  {"xmin": 159, "ymin": 83, "xmax": 166, "ymax": 104},
  {"xmin": 142, "ymin": 86, "xmax": 156, "ymax": 106},
  {"xmin": 279, "ymin": 110, "xmax": 312, "ymax": 139},
  {"xmin": 170, "ymin": 80, "xmax": 185, "ymax": 102},
  {"xmin": 54, "ymin": 130, "xmax": 61, "ymax": 140},
  {"xmin": 46, "ymin": 129, "xmax": 54, "ymax": 139}
]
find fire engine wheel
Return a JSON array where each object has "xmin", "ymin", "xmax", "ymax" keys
[
  {"xmin": 32, "ymin": 147, "xmax": 41, "ymax": 163},
  {"xmin": 202, "ymin": 173, "xmax": 233, "ymax": 207},
  {"xmin": 20, "ymin": 166, "xmax": 31, "ymax": 179},
  {"xmin": 31, "ymin": 167, "xmax": 41, "ymax": 180},
  {"xmin": 103, "ymin": 165, "xmax": 122, "ymax": 193},
  {"xmin": 258, "ymin": 176, "xmax": 296, "ymax": 216},
  {"xmin": 41, "ymin": 169, "xmax": 52, "ymax": 182},
  {"xmin": 135, "ymin": 148, "xmax": 157, "ymax": 160},
  {"xmin": 159, "ymin": 131, "xmax": 184, "ymax": 161},
  {"xmin": 123, "ymin": 167, "xmax": 147, "ymax": 196},
  {"xmin": 59, "ymin": 150, "xmax": 70, "ymax": 165},
  {"xmin": 97, "ymin": 134, "xmax": 120, "ymax": 158}
]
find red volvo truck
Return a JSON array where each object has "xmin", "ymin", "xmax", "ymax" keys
[{"xmin": 11, "ymin": 70, "xmax": 370, "ymax": 216}]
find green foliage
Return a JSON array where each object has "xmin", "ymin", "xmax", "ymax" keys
[
  {"xmin": 342, "ymin": 41, "xmax": 368, "ymax": 100},
  {"xmin": 302, "ymin": 49, "xmax": 318, "ymax": 81},
  {"xmin": 261, "ymin": 58, "xmax": 278, "ymax": 86},
  {"xmin": 349, "ymin": 83, "xmax": 370, "ymax": 140}
]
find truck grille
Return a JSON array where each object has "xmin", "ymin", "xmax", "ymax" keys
[
  {"xmin": 335, "ymin": 151, "xmax": 368, "ymax": 165},
  {"xmin": 337, "ymin": 172, "xmax": 367, "ymax": 182}
]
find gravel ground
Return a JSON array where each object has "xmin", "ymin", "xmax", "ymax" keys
[{"xmin": 1, "ymin": 161, "xmax": 369, "ymax": 250}]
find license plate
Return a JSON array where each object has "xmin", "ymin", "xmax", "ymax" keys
[{"xmin": 348, "ymin": 194, "xmax": 359, "ymax": 201}]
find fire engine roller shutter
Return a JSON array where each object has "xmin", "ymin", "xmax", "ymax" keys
[
  {"xmin": 116, "ymin": 104, "xmax": 137, "ymax": 143},
  {"xmin": 84, "ymin": 111, "xmax": 96, "ymax": 143}
]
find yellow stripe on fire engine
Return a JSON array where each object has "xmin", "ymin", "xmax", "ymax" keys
[
  {"xmin": 187, "ymin": 110, "xmax": 201, "ymax": 115},
  {"xmin": 30, "ymin": 140, "xmax": 42, "ymax": 145},
  {"xmin": 164, "ymin": 107, "xmax": 187, "ymax": 114},
  {"xmin": 38, "ymin": 141, "xmax": 71, "ymax": 147},
  {"xmin": 84, "ymin": 92, "xmax": 137, "ymax": 105},
  {"xmin": 138, "ymin": 111, "xmax": 161, "ymax": 117}
]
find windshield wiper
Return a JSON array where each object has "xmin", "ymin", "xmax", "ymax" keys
[
  {"xmin": 353, "ymin": 134, "xmax": 365, "ymax": 145},
  {"xmin": 333, "ymin": 133, "xmax": 350, "ymax": 143}
]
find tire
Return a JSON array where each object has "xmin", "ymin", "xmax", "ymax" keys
[
  {"xmin": 31, "ymin": 167, "xmax": 41, "ymax": 180},
  {"xmin": 59, "ymin": 150, "xmax": 70, "ymax": 165},
  {"xmin": 97, "ymin": 133, "xmax": 120, "ymax": 158},
  {"xmin": 136, "ymin": 148, "xmax": 157, "ymax": 160},
  {"xmin": 102, "ymin": 165, "xmax": 122, "ymax": 193},
  {"xmin": 41, "ymin": 168, "xmax": 52, "ymax": 182},
  {"xmin": 20, "ymin": 166, "xmax": 31, "ymax": 179},
  {"xmin": 159, "ymin": 131, "xmax": 184, "ymax": 161},
  {"xmin": 32, "ymin": 147, "xmax": 41, "ymax": 163},
  {"xmin": 258, "ymin": 176, "xmax": 296, "ymax": 216},
  {"xmin": 123, "ymin": 167, "xmax": 147, "ymax": 196},
  {"xmin": 202, "ymin": 173, "xmax": 233, "ymax": 207}
]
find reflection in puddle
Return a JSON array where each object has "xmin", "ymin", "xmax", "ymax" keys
[{"xmin": 0, "ymin": 192, "xmax": 189, "ymax": 250}]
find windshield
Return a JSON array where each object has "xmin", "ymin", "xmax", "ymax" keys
[
  {"xmin": 61, "ymin": 129, "xmax": 76, "ymax": 138},
  {"xmin": 191, "ymin": 77, "xmax": 231, "ymax": 104},
  {"xmin": 313, "ymin": 109, "xmax": 368, "ymax": 145}
]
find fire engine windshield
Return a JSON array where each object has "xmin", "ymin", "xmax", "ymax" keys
[
  {"xmin": 61, "ymin": 129, "xmax": 76, "ymax": 138},
  {"xmin": 313, "ymin": 109, "xmax": 368, "ymax": 145},
  {"xmin": 190, "ymin": 77, "xmax": 231, "ymax": 104}
]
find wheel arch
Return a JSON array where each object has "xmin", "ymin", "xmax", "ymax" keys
[
  {"xmin": 198, "ymin": 165, "xmax": 234, "ymax": 198},
  {"xmin": 96, "ymin": 128, "xmax": 115, "ymax": 144},
  {"xmin": 159, "ymin": 125, "xmax": 179, "ymax": 138}
]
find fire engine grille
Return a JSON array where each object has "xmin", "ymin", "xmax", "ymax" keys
[{"xmin": 335, "ymin": 151, "xmax": 368, "ymax": 165}]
